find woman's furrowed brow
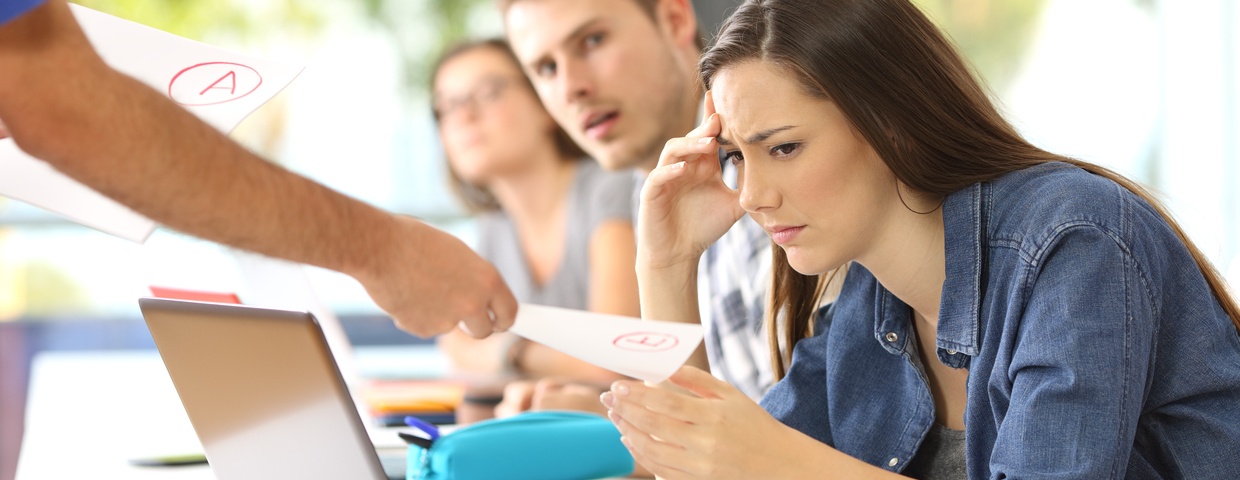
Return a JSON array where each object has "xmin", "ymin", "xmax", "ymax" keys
[{"xmin": 718, "ymin": 125, "xmax": 797, "ymax": 146}]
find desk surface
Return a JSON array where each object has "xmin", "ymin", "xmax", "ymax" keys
[
  {"xmin": 18, "ymin": 349, "xmax": 640, "ymax": 480},
  {"xmin": 16, "ymin": 349, "xmax": 416, "ymax": 480},
  {"xmin": 17, "ymin": 350, "xmax": 215, "ymax": 479}
]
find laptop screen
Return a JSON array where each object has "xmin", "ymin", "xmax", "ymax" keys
[{"xmin": 139, "ymin": 298, "xmax": 387, "ymax": 480}]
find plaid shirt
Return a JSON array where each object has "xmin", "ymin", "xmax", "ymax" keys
[
  {"xmin": 695, "ymin": 160, "xmax": 775, "ymax": 400},
  {"xmin": 697, "ymin": 210, "xmax": 774, "ymax": 400}
]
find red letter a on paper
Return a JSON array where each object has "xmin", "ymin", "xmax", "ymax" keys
[{"xmin": 200, "ymin": 71, "xmax": 237, "ymax": 96}]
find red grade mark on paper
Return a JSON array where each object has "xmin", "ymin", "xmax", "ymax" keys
[
  {"xmin": 167, "ymin": 62, "xmax": 263, "ymax": 107},
  {"xmin": 612, "ymin": 332, "xmax": 679, "ymax": 353},
  {"xmin": 200, "ymin": 70, "xmax": 237, "ymax": 95}
]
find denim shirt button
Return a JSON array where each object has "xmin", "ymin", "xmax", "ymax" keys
[
  {"xmin": 888, "ymin": 457, "xmax": 899, "ymax": 467},
  {"xmin": 885, "ymin": 332, "xmax": 898, "ymax": 343},
  {"xmin": 947, "ymin": 349, "xmax": 958, "ymax": 355}
]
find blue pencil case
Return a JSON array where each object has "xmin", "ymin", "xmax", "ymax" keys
[{"xmin": 403, "ymin": 411, "xmax": 633, "ymax": 480}]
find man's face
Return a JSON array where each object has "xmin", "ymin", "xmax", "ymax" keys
[{"xmin": 505, "ymin": 0, "xmax": 696, "ymax": 172}]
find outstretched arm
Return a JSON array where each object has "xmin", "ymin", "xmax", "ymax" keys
[{"xmin": 0, "ymin": 1, "xmax": 516, "ymax": 337}]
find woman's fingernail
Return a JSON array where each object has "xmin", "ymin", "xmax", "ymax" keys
[
  {"xmin": 608, "ymin": 409, "xmax": 623, "ymax": 423},
  {"xmin": 600, "ymin": 392, "xmax": 615, "ymax": 408},
  {"xmin": 614, "ymin": 383, "xmax": 631, "ymax": 396},
  {"xmin": 697, "ymin": 136, "xmax": 713, "ymax": 144},
  {"xmin": 669, "ymin": 161, "xmax": 685, "ymax": 169}
]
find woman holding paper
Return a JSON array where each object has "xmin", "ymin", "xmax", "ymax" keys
[
  {"xmin": 600, "ymin": 0, "xmax": 1240, "ymax": 478},
  {"xmin": 429, "ymin": 39, "xmax": 640, "ymax": 386}
]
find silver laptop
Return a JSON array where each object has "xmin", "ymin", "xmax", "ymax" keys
[{"xmin": 138, "ymin": 297, "xmax": 405, "ymax": 479}]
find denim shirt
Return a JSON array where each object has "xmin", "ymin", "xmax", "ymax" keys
[{"xmin": 760, "ymin": 163, "xmax": 1240, "ymax": 478}]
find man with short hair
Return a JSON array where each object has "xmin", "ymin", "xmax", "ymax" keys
[
  {"xmin": 503, "ymin": 0, "xmax": 774, "ymax": 401},
  {"xmin": 0, "ymin": 0, "xmax": 517, "ymax": 338}
]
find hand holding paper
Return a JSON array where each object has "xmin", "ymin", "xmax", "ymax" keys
[{"xmin": 507, "ymin": 304, "xmax": 704, "ymax": 383}]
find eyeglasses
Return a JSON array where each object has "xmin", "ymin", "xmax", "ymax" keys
[{"xmin": 434, "ymin": 76, "xmax": 517, "ymax": 121}]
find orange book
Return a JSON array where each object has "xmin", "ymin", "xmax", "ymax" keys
[
  {"xmin": 149, "ymin": 286, "xmax": 241, "ymax": 304},
  {"xmin": 362, "ymin": 379, "xmax": 465, "ymax": 415}
]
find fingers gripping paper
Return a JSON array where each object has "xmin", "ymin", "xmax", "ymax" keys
[
  {"xmin": 0, "ymin": 5, "xmax": 303, "ymax": 242},
  {"xmin": 507, "ymin": 304, "xmax": 704, "ymax": 383}
]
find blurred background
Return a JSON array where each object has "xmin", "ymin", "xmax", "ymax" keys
[
  {"xmin": 0, "ymin": 0, "xmax": 1237, "ymax": 477},
  {"xmin": 0, "ymin": 0, "xmax": 1237, "ymax": 321}
]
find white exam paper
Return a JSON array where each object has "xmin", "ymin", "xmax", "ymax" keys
[
  {"xmin": 0, "ymin": 5, "xmax": 303, "ymax": 242},
  {"xmin": 508, "ymin": 304, "xmax": 704, "ymax": 383}
]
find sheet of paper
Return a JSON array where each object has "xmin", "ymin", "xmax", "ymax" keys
[
  {"xmin": 0, "ymin": 4, "xmax": 303, "ymax": 242},
  {"xmin": 508, "ymin": 304, "xmax": 704, "ymax": 383}
]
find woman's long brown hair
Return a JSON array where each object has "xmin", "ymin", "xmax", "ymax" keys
[{"xmin": 699, "ymin": 0, "xmax": 1240, "ymax": 380}]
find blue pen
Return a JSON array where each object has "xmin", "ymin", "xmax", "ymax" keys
[{"xmin": 404, "ymin": 415, "xmax": 442, "ymax": 441}]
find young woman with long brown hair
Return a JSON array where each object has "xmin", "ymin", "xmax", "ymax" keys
[
  {"xmin": 600, "ymin": 0, "xmax": 1240, "ymax": 478},
  {"xmin": 430, "ymin": 39, "xmax": 640, "ymax": 387}
]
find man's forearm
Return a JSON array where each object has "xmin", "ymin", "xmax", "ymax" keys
[
  {"xmin": 53, "ymin": 69, "xmax": 396, "ymax": 281},
  {"xmin": 0, "ymin": 0, "xmax": 395, "ymax": 280},
  {"xmin": 0, "ymin": 0, "xmax": 522, "ymax": 339}
]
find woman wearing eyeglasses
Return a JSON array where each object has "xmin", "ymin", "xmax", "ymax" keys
[{"xmin": 429, "ymin": 39, "xmax": 640, "ymax": 396}]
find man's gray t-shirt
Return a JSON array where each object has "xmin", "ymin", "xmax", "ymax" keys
[{"xmin": 475, "ymin": 160, "xmax": 636, "ymax": 309}]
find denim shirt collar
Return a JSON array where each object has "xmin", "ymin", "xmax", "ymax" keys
[
  {"xmin": 937, "ymin": 182, "xmax": 984, "ymax": 362},
  {"xmin": 871, "ymin": 182, "xmax": 984, "ymax": 369}
]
